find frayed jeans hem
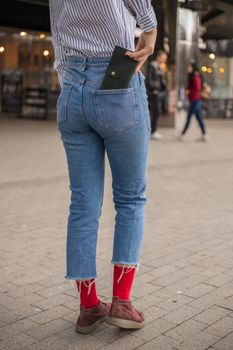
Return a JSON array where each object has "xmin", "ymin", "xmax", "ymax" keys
[
  {"xmin": 111, "ymin": 260, "xmax": 140, "ymax": 268},
  {"xmin": 64, "ymin": 275, "xmax": 97, "ymax": 281}
]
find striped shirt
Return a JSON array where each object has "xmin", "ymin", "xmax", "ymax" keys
[{"xmin": 49, "ymin": 0, "xmax": 157, "ymax": 86}]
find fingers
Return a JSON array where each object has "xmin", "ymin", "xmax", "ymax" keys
[
  {"xmin": 125, "ymin": 50, "xmax": 148, "ymax": 74},
  {"xmin": 125, "ymin": 43, "xmax": 154, "ymax": 74},
  {"xmin": 125, "ymin": 47, "xmax": 154, "ymax": 71},
  {"xmin": 125, "ymin": 48, "xmax": 148, "ymax": 60},
  {"xmin": 135, "ymin": 59, "xmax": 147, "ymax": 74}
]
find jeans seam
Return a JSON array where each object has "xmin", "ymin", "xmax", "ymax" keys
[{"xmin": 57, "ymin": 84, "xmax": 72, "ymax": 125}]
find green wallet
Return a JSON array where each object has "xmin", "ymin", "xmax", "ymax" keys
[{"xmin": 100, "ymin": 45, "xmax": 138, "ymax": 90}]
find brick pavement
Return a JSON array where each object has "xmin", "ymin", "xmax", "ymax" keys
[{"xmin": 0, "ymin": 116, "xmax": 233, "ymax": 350}]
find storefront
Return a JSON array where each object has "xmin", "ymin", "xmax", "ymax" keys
[
  {"xmin": 176, "ymin": 0, "xmax": 233, "ymax": 119},
  {"xmin": 0, "ymin": 26, "xmax": 59, "ymax": 119}
]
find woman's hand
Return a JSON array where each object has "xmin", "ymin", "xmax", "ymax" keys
[{"xmin": 125, "ymin": 28, "xmax": 157, "ymax": 74}]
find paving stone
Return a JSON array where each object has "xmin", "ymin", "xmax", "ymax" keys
[
  {"xmin": 213, "ymin": 332, "xmax": 233, "ymax": 350},
  {"xmin": 196, "ymin": 258, "xmax": 227, "ymax": 270},
  {"xmin": 60, "ymin": 310, "xmax": 79, "ymax": 325},
  {"xmin": 187, "ymin": 294, "xmax": 223, "ymax": 311},
  {"xmin": 136, "ymin": 334, "xmax": 180, "ymax": 350},
  {"xmin": 194, "ymin": 305, "xmax": 231, "ymax": 325},
  {"xmin": 67, "ymin": 336, "xmax": 107, "ymax": 350},
  {"xmin": 0, "ymin": 305, "xmax": 43, "ymax": 324},
  {"xmin": 162, "ymin": 305, "xmax": 201, "ymax": 325},
  {"xmin": 32, "ymin": 293, "xmax": 78, "ymax": 310},
  {"xmin": 151, "ymin": 270, "xmax": 190, "ymax": 287},
  {"xmin": 93, "ymin": 325, "xmax": 130, "ymax": 343},
  {"xmin": 205, "ymin": 316, "xmax": 233, "ymax": 337},
  {"xmin": 14, "ymin": 293, "xmax": 46, "ymax": 306},
  {"xmin": 134, "ymin": 318, "xmax": 176, "ymax": 341},
  {"xmin": 0, "ymin": 333, "xmax": 37, "ymax": 350},
  {"xmin": 165, "ymin": 319, "xmax": 207, "ymax": 342},
  {"xmin": 99, "ymin": 334, "xmax": 144, "ymax": 350},
  {"xmin": 215, "ymin": 295, "xmax": 233, "ymax": 310},
  {"xmin": 37, "ymin": 275, "xmax": 68, "ymax": 288},
  {"xmin": 182, "ymin": 283, "xmax": 216, "ymax": 299},
  {"xmin": 155, "ymin": 293, "xmax": 195, "ymax": 311},
  {"xmin": 212, "ymin": 282, "xmax": 233, "ymax": 298},
  {"xmin": 24, "ymin": 318, "xmax": 73, "ymax": 340},
  {"xmin": 133, "ymin": 294, "xmax": 165, "ymax": 311},
  {"xmin": 143, "ymin": 305, "xmax": 168, "ymax": 324},
  {"xmin": 205, "ymin": 274, "xmax": 233, "ymax": 287},
  {"xmin": 56, "ymin": 325, "xmax": 96, "ymax": 345},
  {"xmin": 168, "ymin": 274, "xmax": 210, "ymax": 290},
  {"xmin": 148, "ymin": 265, "xmax": 179, "ymax": 278},
  {"xmin": 24, "ymin": 334, "xmax": 78, "ymax": 350},
  {"xmin": 0, "ymin": 320, "xmax": 6, "ymax": 328},
  {"xmin": 200, "ymin": 266, "xmax": 228, "ymax": 277},
  {"xmin": 131, "ymin": 283, "xmax": 162, "ymax": 298},
  {"xmin": 0, "ymin": 318, "xmax": 37, "ymax": 341},
  {"xmin": 35, "ymin": 283, "xmax": 73, "ymax": 298},
  {"xmin": 29, "ymin": 305, "xmax": 72, "ymax": 324},
  {"xmin": 4, "ymin": 283, "xmax": 44, "ymax": 298},
  {"xmin": 175, "ymin": 331, "xmax": 220, "ymax": 350}
]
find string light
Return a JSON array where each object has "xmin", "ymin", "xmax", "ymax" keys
[
  {"xmin": 219, "ymin": 68, "xmax": 225, "ymax": 74},
  {"xmin": 20, "ymin": 31, "xmax": 28, "ymax": 37},
  {"xmin": 209, "ymin": 53, "xmax": 215, "ymax": 60},
  {"xmin": 0, "ymin": 46, "xmax": 5, "ymax": 53},
  {"xmin": 207, "ymin": 68, "xmax": 212, "ymax": 74},
  {"xmin": 40, "ymin": 33, "xmax": 46, "ymax": 39},
  {"xmin": 43, "ymin": 50, "xmax": 49, "ymax": 57},
  {"xmin": 202, "ymin": 66, "xmax": 207, "ymax": 72}
]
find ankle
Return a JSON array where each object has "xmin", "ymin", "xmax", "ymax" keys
[
  {"xmin": 113, "ymin": 265, "xmax": 137, "ymax": 301},
  {"xmin": 76, "ymin": 278, "xmax": 99, "ymax": 309}
]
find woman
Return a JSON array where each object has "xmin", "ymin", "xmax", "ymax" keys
[
  {"xmin": 49, "ymin": 0, "xmax": 157, "ymax": 334},
  {"xmin": 181, "ymin": 63, "xmax": 209, "ymax": 141}
]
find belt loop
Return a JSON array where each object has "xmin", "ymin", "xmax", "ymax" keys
[{"xmin": 81, "ymin": 57, "xmax": 87, "ymax": 71}]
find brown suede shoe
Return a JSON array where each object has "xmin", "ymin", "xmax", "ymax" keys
[
  {"xmin": 76, "ymin": 301, "xmax": 110, "ymax": 334},
  {"xmin": 107, "ymin": 297, "xmax": 144, "ymax": 329}
]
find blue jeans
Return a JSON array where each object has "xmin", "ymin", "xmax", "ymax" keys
[
  {"xmin": 182, "ymin": 100, "xmax": 206, "ymax": 135},
  {"xmin": 56, "ymin": 56, "xmax": 151, "ymax": 280}
]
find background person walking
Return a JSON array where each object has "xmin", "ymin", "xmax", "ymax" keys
[
  {"xmin": 147, "ymin": 50, "xmax": 168, "ymax": 140},
  {"xmin": 180, "ymin": 62, "xmax": 209, "ymax": 142}
]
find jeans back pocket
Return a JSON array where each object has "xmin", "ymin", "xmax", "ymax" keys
[
  {"xmin": 56, "ymin": 84, "xmax": 72, "ymax": 125},
  {"xmin": 92, "ymin": 86, "xmax": 139, "ymax": 132}
]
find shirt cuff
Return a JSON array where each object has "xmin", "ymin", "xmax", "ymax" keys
[{"xmin": 137, "ymin": 6, "xmax": 157, "ymax": 32}]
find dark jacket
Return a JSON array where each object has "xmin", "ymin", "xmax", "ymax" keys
[{"xmin": 146, "ymin": 61, "xmax": 166, "ymax": 100}]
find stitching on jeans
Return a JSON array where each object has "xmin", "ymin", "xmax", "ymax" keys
[
  {"xmin": 92, "ymin": 87, "xmax": 139, "ymax": 132},
  {"xmin": 57, "ymin": 85, "xmax": 72, "ymax": 124}
]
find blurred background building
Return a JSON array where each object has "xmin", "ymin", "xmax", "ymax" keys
[{"xmin": 0, "ymin": 0, "xmax": 232, "ymax": 122}]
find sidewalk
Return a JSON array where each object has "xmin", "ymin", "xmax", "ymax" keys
[{"xmin": 0, "ymin": 117, "xmax": 233, "ymax": 350}]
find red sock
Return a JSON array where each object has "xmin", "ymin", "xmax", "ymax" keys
[
  {"xmin": 76, "ymin": 279, "xmax": 99, "ymax": 309},
  {"xmin": 113, "ymin": 265, "xmax": 136, "ymax": 300}
]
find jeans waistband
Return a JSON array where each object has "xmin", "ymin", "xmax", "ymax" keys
[
  {"xmin": 66, "ymin": 55, "xmax": 112, "ymax": 67},
  {"xmin": 65, "ymin": 55, "xmax": 144, "ymax": 86}
]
